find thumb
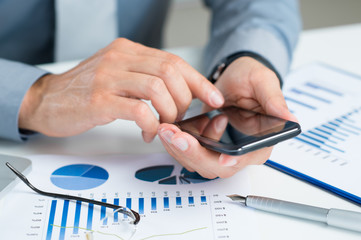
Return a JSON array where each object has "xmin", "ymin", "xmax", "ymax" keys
[
  {"xmin": 253, "ymin": 75, "xmax": 297, "ymax": 122},
  {"xmin": 265, "ymin": 95, "xmax": 298, "ymax": 122}
]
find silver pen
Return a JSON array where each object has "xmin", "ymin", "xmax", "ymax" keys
[{"xmin": 227, "ymin": 194, "xmax": 361, "ymax": 233}]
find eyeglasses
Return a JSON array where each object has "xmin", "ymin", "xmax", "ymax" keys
[{"xmin": 6, "ymin": 162, "xmax": 140, "ymax": 239}]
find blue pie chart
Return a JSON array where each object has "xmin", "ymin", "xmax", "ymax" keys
[{"xmin": 50, "ymin": 164, "xmax": 109, "ymax": 190}]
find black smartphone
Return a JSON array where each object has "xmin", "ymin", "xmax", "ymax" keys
[{"xmin": 174, "ymin": 106, "xmax": 301, "ymax": 156}]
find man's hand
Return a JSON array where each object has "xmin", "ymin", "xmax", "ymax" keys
[
  {"xmin": 19, "ymin": 38, "xmax": 224, "ymax": 141},
  {"xmin": 158, "ymin": 57, "xmax": 296, "ymax": 179}
]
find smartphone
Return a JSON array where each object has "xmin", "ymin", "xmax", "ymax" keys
[{"xmin": 174, "ymin": 106, "xmax": 301, "ymax": 156}]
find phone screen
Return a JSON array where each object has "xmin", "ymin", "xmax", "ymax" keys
[{"xmin": 175, "ymin": 107, "xmax": 301, "ymax": 155}]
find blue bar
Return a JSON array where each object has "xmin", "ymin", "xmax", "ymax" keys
[
  {"xmin": 315, "ymin": 127, "xmax": 345, "ymax": 141},
  {"xmin": 46, "ymin": 200, "xmax": 57, "ymax": 240},
  {"xmin": 295, "ymin": 137, "xmax": 330, "ymax": 153},
  {"xmin": 339, "ymin": 126, "xmax": 358, "ymax": 135},
  {"xmin": 308, "ymin": 130, "xmax": 337, "ymax": 144},
  {"xmin": 151, "ymin": 198, "xmax": 157, "ymax": 211},
  {"xmin": 59, "ymin": 200, "xmax": 69, "ymax": 240},
  {"xmin": 315, "ymin": 127, "xmax": 332, "ymax": 135},
  {"xmin": 114, "ymin": 198, "xmax": 119, "ymax": 222},
  {"xmin": 124, "ymin": 198, "xmax": 132, "ymax": 219},
  {"xmin": 284, "ymin": 96, "xmax": 317, "ymax": 110},
  {"xmin": 301, "ymin": 134, "xmax": 344, "ymax": 153},
  {"xmin": 87, "ymin": 203, "xmax": 94, "ymax": 230},
  {"xmin": 73, "ymin": 201, "xmax": 82, "ymax": 234},
  {"xmin": 139, "ymin": 198, "xmax": 144, "ymax": 214},
  {"xmin": 342, "ymin": 115, "xmax": 355, "ymax": 123},
  {"xmin": 336, "ymin": 119, "xmax": 361, "ymax": 131},
  {"xmin": 335, "ymin": 118, "xmax": 343, "ymax": 124},
  {"xmin": 324, "ymin": 144, "xmax": 345, "ymax": 153},
  {"xmin": 163, "ymin": 197, "xmax": 169, "ymax": 209},
  {"xmin": 305, "ymin": 82, "xmax": 343, "ymax": 96},
  {"xmin": 290, "ymin": 88, "xmax": 331, "ymax": 103},
  {"xmin": 126, "ymin": 198, "xmax": 132, "ymax": 209},
  {"xmin": 101, "ymin": 199, "xmax": 107, "ymax": 225},
  {"xmin": 322, "ymin": 125, "xmax": 348, "ymax": 137},
  {"xmin": 328, "ymin": 122, "xmax": 359, "ymax": 135},
  {"xmin": 188, "ymin": 196, "xmax": 194, "ymax": 205},
  {"xmin": 347, "ymin": 112, "xmax": 356, "ymax": 118},
  {"xmin": 176, "ymin": 197, "xmax": 182, "ymax": 206},
  {"xmin": 301, "ymin": 133, "xmax": 325, "ymax": 144},
  {"xmin": 342, "ymin": 122, "xmax": 361, "ymax": 132},
  {"xmin": 201, "ymin": 196, "xmax": 207, "ymax": 203},
  {"xmin": 328, "ymin": 122, "xmax": 339, "ymax": 128}
]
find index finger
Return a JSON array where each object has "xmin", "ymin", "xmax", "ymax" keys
[{"xmin": 132, "ymin": 44, "xmax": 225, "ymax": 109}]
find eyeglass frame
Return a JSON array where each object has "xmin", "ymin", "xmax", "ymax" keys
[{"xmin": 5, "ymin": 162, "xmax": 141, "ymax": 225}]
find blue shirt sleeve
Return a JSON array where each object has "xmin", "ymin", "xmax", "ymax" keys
[
  {"xmin": 203, "ymin": 0, "xmax": 302, "ymax": 80},
  {"xmin": 0, "ymin": 58, "xmax": 48, "ymax": 141}
]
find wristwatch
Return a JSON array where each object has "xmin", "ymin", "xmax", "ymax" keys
[{"xmin": 208, "ymin": 51, "xmax": 283, "ymax": 88}]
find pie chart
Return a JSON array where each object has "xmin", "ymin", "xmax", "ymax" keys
[
  {"xmin": 135, "ymin": 165, "xmax": 214, "ymax": 185},
  {"xmin": 50, "ymin": 164, "xmax": 109, "ymax": 190}
]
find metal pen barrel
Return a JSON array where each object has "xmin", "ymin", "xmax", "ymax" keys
[
  {"xmin": 228, "ymin": 194, "xmax": 361, "ymax": 233},
  {"xmin": 246, "ymin": 195, "xmax": 329, "ymax": 223}
]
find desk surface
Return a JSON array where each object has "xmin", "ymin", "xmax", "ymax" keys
[{"xmin": 1, "ymin": 24, "xmax": 361, "ymax": 239}]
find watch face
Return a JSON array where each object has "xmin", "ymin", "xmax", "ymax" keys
[{"xmin": 211, "ymin": 62, "xmax": 226, "ymax": 83}]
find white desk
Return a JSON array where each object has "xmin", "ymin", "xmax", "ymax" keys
[{"xmin": 1, "ymin": 24, "xmax": 361, "ymax": 239}]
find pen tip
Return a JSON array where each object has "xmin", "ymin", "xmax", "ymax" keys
[{"xmin": 226, "ymin": 194, "xmax": 246, "ymax": 204}]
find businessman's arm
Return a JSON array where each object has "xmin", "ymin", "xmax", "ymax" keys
[
  {"xmin": 203, "ymin": 0, "xmax": 301, "ymax": 81},
  {"xmin": 17, "ymin": 39, "xmax": 224, "ymax": 142},
  {"xmin": 0, "ymin": 59, "xmax": 48, "ymax": 141}
]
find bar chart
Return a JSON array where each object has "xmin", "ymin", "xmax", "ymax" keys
[
  {"xmin": 270, "ymin": 63, "xmax": 361, "ymax": 202},
  {"xmin": 28, "ymin": 191, "xmax": 228, "ymax": 240},
  {"xmin": 284, "ymin": 81, "xmax": 346, "ymax": 116},
  {"xmin": 276, "ymin": 64, "xmax": 361, "ymax": 166},
  {"xmin": 277, "ymin": 107, "xmax": 361, "ymax": 167},
  {"xmin": 288, "ymin": 107, "xmax": 361, "ymax": 165}
]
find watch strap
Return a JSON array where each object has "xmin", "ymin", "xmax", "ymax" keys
[{"xmin": 208, "ymin": 51, "xmax": 283, "ymax": 88}]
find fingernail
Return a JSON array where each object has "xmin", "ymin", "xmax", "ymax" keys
[
  {"xmin": 215, "ymin": 116, "xmax": 228, "ymax": 133},
  {"xmin": 172, "ymin": 138, "xmax": 189, "ymax": 152},
  {"xmin": 219, "ymin": 155, "xmax": 237, "ymax": 167},
  {"xmin": 223, "ymin": 159, "xmax": 237, "ymax": 167},
  {"xmin": 160, "ymin": 130, "xmax": 174, "ymax": 143},
  {"xmin": 210, "ymin": 91, "xmax": 224, "ymax": 107},
  {"xmin": 142, "ymin": 131, "xmax": 154, "ymax": 143}
]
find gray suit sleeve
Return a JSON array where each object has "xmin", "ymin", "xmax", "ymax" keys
[
  {"xmin": 0, "ymin": 58, "xmax": 48, "ymax": 141},
  {"xmin": 203, "ymin": 0, "xmax": 302, "ymax": 80}
]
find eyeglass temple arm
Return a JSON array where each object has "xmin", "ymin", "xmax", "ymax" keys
[{"xmin": 5, "ymin": 162, "xmax": 140, "ymax": 225}]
